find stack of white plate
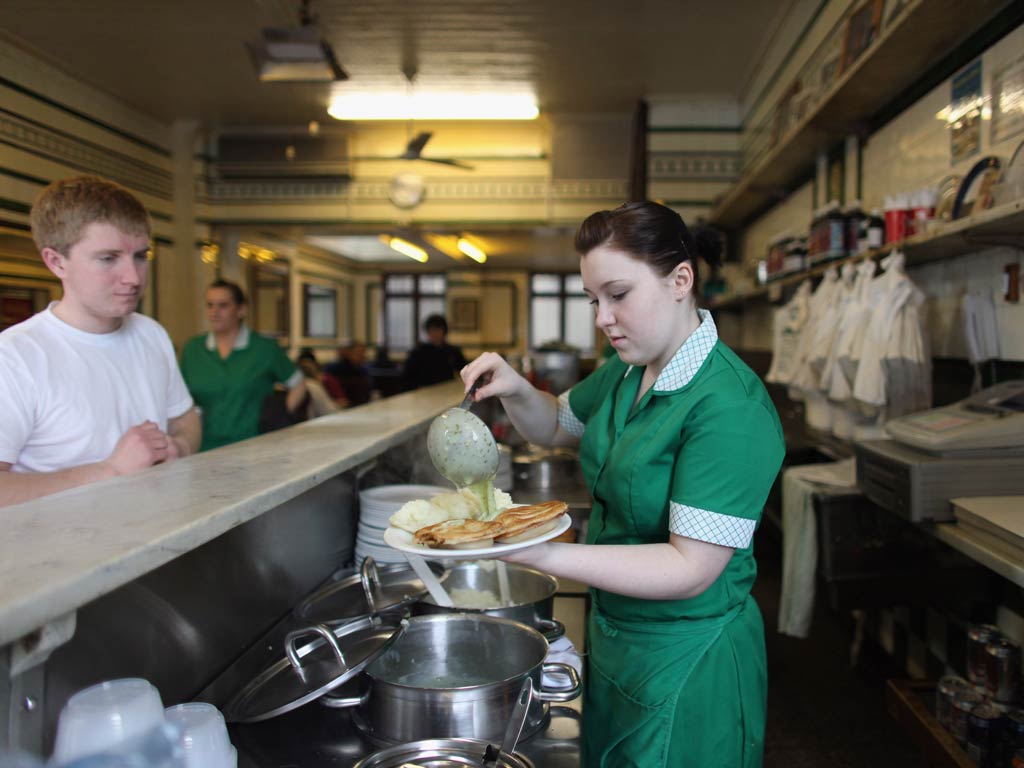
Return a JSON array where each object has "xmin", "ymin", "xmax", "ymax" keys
[{"xmin": 355, "ymin": 484, "xmax": 449, "ymax": 565}]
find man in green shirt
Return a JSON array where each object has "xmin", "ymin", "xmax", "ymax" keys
[{"xmin": 180, "ymin": 280, "xmax": 306, "ymax": 451}]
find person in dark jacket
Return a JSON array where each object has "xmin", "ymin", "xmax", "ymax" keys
[{"xmin": 402, "ymin": 314, "xmax": 467, "ymax": 390}]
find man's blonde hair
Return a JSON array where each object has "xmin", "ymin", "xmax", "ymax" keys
[{"xmin": 30, "ymin": 175, "xmax": 151, "ymax": 255}]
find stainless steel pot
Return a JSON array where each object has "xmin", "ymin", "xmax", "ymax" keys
[
  {"xmin": 512, "ymin": 446, "xmax": 580, "ymax": 492},
  {"xmin": 413, "ymin": 561, "xmax": 563, "ymax": 640},
  {"xmin": 354, "ymin": 737, "xmax": 535, "ymax": 768},
  {"xmin": 321, "ymin": 614, "xmax": 580, "ymax": 744}
]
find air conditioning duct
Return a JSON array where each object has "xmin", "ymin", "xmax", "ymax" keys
[{"xmin": 212, "ymin": 135, "xmax": 351, "ymax": 182}]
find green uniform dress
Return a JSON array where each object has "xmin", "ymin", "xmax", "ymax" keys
[
  {"xmin": 557, "ymin": 309, "xmax": 784, "ymax": 768},
  {"xmin": 180, "ymin": 325, "xmax": 302, "ymax": 451}
]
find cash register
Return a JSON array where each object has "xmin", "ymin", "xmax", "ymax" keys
[{"xmin": 856, "ymin": 381, "xmax": 1024, "ymax": 522}]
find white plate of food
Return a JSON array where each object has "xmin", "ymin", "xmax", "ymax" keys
[{"xmin": 383, "ymin": 509, "xmax": 572, "ymax": 560}]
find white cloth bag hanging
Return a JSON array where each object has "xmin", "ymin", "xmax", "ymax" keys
[{"xmin": 766, "ymin": 280, "xmax": 812, "ymax": 386}]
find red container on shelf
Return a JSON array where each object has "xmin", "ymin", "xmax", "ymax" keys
[
  {"xmin": 884, "ymin": 194, "xmax": 910, "ymax": 243},
  {"xmin": 907, "ymin": 188, "xmax": 937, "ymax": 237}
]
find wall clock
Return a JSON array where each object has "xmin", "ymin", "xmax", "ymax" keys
[{"xmin": 389, "ymin": 173, "xmax": 426, "ymax": 209}]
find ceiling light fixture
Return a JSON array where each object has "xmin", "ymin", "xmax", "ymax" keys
[
  {"xmin": 456, "ymin": 236, "xmax": 487, "ymax": 264},
  {"xmin": 382, "ymin": 235, "xmax": 428, "ymax": 263},
  {"xmin": 248, "ymin": 0, "xmax": 347, "ymax": 83},
  {"xmin": 328, "ymin": 92, "xmax": 538, "ymax": 121}
]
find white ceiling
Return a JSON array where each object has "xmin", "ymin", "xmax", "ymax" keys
[{"xmin": 0, "ymin": 0, "xmax": 796, "ymax": 126}]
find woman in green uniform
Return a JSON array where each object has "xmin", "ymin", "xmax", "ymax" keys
[{"xmin": 461, "ymin": 201, "xmax": 785, "ymax": 768}]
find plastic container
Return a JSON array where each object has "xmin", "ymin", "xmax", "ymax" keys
[
  {"xmin": 884, "ymin": 194, "xmax": 909, "ymax": 243},
  {"xmin": 53, "ymin": 679, "xmax": 166, "ymax": 765},
  {"xmin": 907, "ymin": 188, "xmax": 937, "ymax": 237},
  {"xmin": 163, "ymin": 704, "xmax": 236, "ymax": 768}
]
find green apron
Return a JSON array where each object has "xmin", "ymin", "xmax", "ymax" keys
[{"xmin": 582, "ymin": 595, "xmax": 766, "ymax": 767}]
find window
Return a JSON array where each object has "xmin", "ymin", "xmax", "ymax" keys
[
  {"xmin": 303, "ymin": 284, "xmax": 337, "ymax": 338},
  {"xmin": 529, "ymin": 273, "xmax": 595, "ymax": 352},
  {"xmin": 382, "ymin": 273, "xmax": 447, "ymax": 353}
]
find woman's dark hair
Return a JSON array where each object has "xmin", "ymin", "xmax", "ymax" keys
[
  {"xmin": 209, "ymin": 278, "xmax": 246, "ymax": 306},
  {"xmin": 574, "ymin": 201, "xmax": 723, "ymax": 287}
]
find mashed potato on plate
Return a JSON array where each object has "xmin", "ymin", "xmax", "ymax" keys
[{"xmin": 389, "ymin": 488, "xmax": 513, "ymax": 533}]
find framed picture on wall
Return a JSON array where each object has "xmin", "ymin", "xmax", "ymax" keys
[
  {"xmin": 839, "ymin": 0, "xmax": 884, "ymax": 75},
  {"xmin": 450, "ymin": 297, "xmax": 479, "ymax": 332}
]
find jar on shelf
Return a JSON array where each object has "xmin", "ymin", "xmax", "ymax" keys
[
  {"xmin": 844, "ymin": 200, "xmax": 864, "ymax": 258},
  {"xmin": 824, "ymin": 201, "xmax": 846, "ymax": 261},
  {"xmin": 864, "ymin": 209, "xmax": 885, "ymax": 251},
  {"xmin": 884, "ymin": 193, "xmax": 910, "ymax": 243}
]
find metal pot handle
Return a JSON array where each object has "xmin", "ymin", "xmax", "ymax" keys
[
  {"xmin": 537, "ymin": 662, "xmax": 581, "ymax": 702},
  {"xmin": 360, "ymin": 556, "xmax": 381, "ymax": 615},
  {"xmin": 537, "ymin": 618, "xmax": 565, "ymax": 642},
  {"xmin": 318, "ymin": 691, "xmax": 363, "ymax": 709},
  {"xmin": 285, "ymin": 624, "xmax": 348, "ymax": 675}
]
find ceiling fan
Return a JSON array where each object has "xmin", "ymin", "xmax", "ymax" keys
[{"xmin": 397, "ymin": 131, "xmax": 474, "ymax": 170}]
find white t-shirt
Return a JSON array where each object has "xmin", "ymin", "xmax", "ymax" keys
[{"xmin": 0, "ymin": 305, "xmax": 194, "ymax": 474}]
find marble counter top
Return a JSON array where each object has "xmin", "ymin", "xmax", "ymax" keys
[{"xmin": 0, "ymin": 383, "xmax": 464, "ymax": 647}]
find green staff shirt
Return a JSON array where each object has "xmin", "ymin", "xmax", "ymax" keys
[
  {"xmin": 180, "ymin": 325, "xmax": 302, "ymax": 451},
  {"xmin": 558, "ymin": 309, "xmax": 785, "ymax": 622}
]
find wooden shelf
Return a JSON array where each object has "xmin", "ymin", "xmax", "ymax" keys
[
  {"xmin": 885, "ymin": 679, "xmax": 974, "ymax": 768},
  {"xmin": 709, "ymin": 197, "xmax": 1024, "ymax": 310},
  {"xmin": 710, "ymin": 0, "xmax": 1015, "ymax": 229}
]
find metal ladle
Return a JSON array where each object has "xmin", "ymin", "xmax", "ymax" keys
[{"xmin": 426, "ymin": 379, "xmax": 499, "ymax": 488}]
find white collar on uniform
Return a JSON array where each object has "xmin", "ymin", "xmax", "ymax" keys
[
  {"xmin": 623, "ymin": 308, "xmax": 718, "ymax": 394},
  {"xmin": 205, "ymin": 323, "xmax": 250, "ymax": 352}
]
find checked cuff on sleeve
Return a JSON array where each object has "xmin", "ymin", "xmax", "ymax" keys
[
  {"xmin": 669, "ymin": 502, "xmax": 756, "ymax": 549},
  {"xmin": 556, "ymin": 391, "xmax": 586, "ymax": 438}
]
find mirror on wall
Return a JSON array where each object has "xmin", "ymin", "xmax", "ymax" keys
[
  {"xmin": 303, "ymin": 283, "xmax": 337, "ymax": 338},
  {"xmin": 248, "ymin": 260, "xmax": 290, "ymax": 341}
]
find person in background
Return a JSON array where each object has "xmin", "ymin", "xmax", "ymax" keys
[
  {"xmin": 461, "ymin": 201, "xmax": 785, "ymax": 767},
  {"xmin": 180, "ymin": 280, "xmax": 306, "ymax": 451},
  {"xmin": 402, "ymin": 314, "xmax": 467, "ymax": 390},
  {"xmin": 296, "ymin": 348, "xmax": 346, "ymax": 416},
  {"xmin": 0, "ymin": 175, "xmax": 200, "ymax": 507},
  {"xmin": 325, "ymin": 340, "xmax": 372, "ymax": 406}
]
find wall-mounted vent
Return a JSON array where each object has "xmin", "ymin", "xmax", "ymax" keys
[{"xmin": 213, "ymin": 135, "xmax": 350, "ymax": 182}]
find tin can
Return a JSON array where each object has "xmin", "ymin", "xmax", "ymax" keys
[
  {"xmin": 953, "ymin": 690, "xmax": 985, "ymax": 745},
  {"xmin": 967, "ymin": 704, "xmax": 1001, "ymax": 767},
  {"xmin": 936, "ymin": 676, "xmax": 971, "ymax": 730},
  {"xmin": 986, "ymin": 637, "xmax": 1022, "ymax": 704},
  {"xmin": 969, "ymin": 624, "xmax": 1002, "ymax": 687},
  {"xmin": 1001, "ymin": 710, "xmax": 1024, "ymax": 768}
]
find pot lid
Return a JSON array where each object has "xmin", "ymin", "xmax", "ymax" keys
[
  {"xmin": 354, "ymin": 737, "xmax": 535, "ymax": 768},
  {"xmin": 294, "ymin": 557, "xmax": 447, "ymax": 624},
  {"xmin": 222, "ymin": 613, "xmax": 405, "ymax": 723}
]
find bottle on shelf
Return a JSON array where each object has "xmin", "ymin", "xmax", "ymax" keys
[
  {"xmin": 865, "ymin": 209, "xmax": 885, "ymax": 251},
  {"xmin": 844, "ymin": 200, "xmax": 864, "ymax": 258},
  {"xmin": 824, "ymin": 201, "xmax": 846, "ymax": 261}
]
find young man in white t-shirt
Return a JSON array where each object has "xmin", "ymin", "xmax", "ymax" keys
[{"xmin": 0, "ymin": 175, "xmax": 201, "ymax": 507}]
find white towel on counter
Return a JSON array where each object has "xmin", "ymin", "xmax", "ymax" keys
[
  {"xmin": 542, "ymin": 635, "xmax": 583, "ymax": 690},
  {"xmin": 778, "ymin": 459, "xmax": 857, "ymax": 639}
]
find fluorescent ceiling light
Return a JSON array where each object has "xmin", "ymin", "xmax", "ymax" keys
[
  {"xmin": 307, "ymin": 235, "xmax": 410, "ymax": 262},
  {"xmin": 328, "ymin": 92, "xmax": 538, "ymax": 120},
  {"xmin": 457, "ymin": 236, "xmax": 487, "ymax": 264},
  {"xmin": 383, "ymin": 236, "xmax": 428, "ymax": 263}
]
